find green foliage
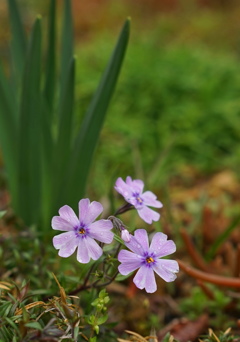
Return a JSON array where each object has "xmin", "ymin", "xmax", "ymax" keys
[
  {"xmin": 0, "ymin": 0, "xmax": 130, "ymax": 229},
  {"xmin": 76, "ymin": 34, "xmax": 240, "ymax": 195},
  {"xmin": 180, "ymin": 285, "xmax": 231, "ymax": 328},
  {"xmin": 200, "ymin": 328, "xmax": 236, "ymax": 342}
]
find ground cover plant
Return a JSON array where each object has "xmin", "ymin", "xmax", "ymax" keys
[{"xmin": 0, "ymin": 0, "xmax": 240, "ymax": 341}]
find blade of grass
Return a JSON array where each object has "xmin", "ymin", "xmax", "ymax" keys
[
  {"xmin": 206, "ymin": 215, "xmax": 240, "ymax": 261},
  {"xmin": 7, "ymin": 0, "xmax": 27, "ymax": 86},
  {"xmin": 43, "ymin": 0, "xmax": 56, "ymax": 113},
  {"xmin": 65, "ymin": 18, "xmax": 130, "ymax": 208},
  {"xmin": 0, "ymin": 64, "xmax": 18, "ymax": 205},
  {"xmin": 59, "ymin": 0, "xmax": 73, "ymax": 97},
  {"xmin": 53, "ymin": 57, "xmax": 76, "ymax": 210},
  {"xmin": 17, "ymin": 17, "xmax": 42, "ymax": 225}
]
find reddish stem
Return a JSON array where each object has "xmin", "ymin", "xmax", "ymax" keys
[{"xmin": 178, "ymin": 259, "xmax": 240, "ymax": 288}]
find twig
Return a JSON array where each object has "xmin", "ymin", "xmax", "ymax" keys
[
  {"xmin": 234, "ymin": 244, "xmax": 240, "ymax": 278},
  {"xmin": 178, "ymin": 259, "xmax": 240, "ymax": 288},
  {"xmin": 180, "ymin": 228, "xmax": 209, "ymax": 272}
]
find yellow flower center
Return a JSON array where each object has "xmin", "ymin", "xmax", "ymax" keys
[
  {"xmin": 79, "ymin": 228, "xmax": 85, "ymax": 234},
  {"xmin": 146, "ymin": 257, "xmax": 154, "ymax": 264}
]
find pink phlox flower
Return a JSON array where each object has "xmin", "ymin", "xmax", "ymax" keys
[
  {"xmin": 118, "ymin": 229, "xmax": 179, "ymax": 293},
  {"xmin": 52, "ymin": 198, "xmax": 114, "ymax": 263},
  {"xmin": 115, "ymin": 176, "xmax": 163, "ymax": 224}
]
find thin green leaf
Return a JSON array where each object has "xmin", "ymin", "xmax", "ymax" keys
[
  {"xmin": 65, "ymin": 18, "xmax": 130, "ymax": 208},
  {"xmin": 53, "ymin": 57, "xmax": 76, "ymax": 209},
  {"xmin": 0, "ymin": 64, "xmax": 18, "ymax": 205},
  {"xmin": 206, "ymin": 215, "xmax": 240, "ymax": 260},
  {"xmin": 24, "ymin": 321, "xmax": 43, "ymax": 330},
  {"xmin": 43, "ymin": 0, "xmax": 56, "ymax": 112},
  {"xmin": 113, "ymin": 234, "xmax": 125, "ymax": 246},
  {"xmin": 7, "ymin": 0, "xmax": 27, "ymax": 85},
  {"xmin": 59, "ymin": 0, "xmax": 73, "ymax": 98},
  {"xmin": 17, "ymin": 17, "xmax": 42, "ymax": 224}
]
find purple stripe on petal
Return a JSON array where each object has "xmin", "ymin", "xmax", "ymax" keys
[
  {"xmin": 53, "ymin": 231, "xmax": 76, "ymax": 249},
  {"xmin": 81, "ymin": 200, "xmax": 103, "ymax": 226},
  {"xmin": 153, "ymin": 259, "xmax": 179, "ymax": 282},
  {"xmin": 51, "ymin": 216, "xmax": 73, "ymax": 231},
  {"xmin": 141, "ymin": 191, "xmax": 163, "ymax": 208},
  {"xmin": 154, "ymin": 240, "xmax": 176, "ymax": 258},
  {"xmin": 133, "ymin": 266, "xmax": 157, "ymax": 293},
  {"xmin": 118, "ymin": 250, "xmax": 142, "ymax": 275},
  {"xmin": 59, "ymin": 205, "xmax": 79, "ymax": 227},
  {"xmin": 137, "ymin": 206, "xmax": 160, "ymax": 224}
]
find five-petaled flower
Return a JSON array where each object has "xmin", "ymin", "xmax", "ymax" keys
[
  {"xmin": 118, "ymin": 229, "xmax": 179, "ymax": 293},
  {"xmin": 115, "ymin": 176, "xmax": 163, "ymax": 224},
  {"xmin": 52, "ymin": 199, "xmax": 114, "ymax": 263}
]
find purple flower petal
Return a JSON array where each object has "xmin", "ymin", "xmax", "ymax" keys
[
  {"xmin": 79, "ymin": 199, "xmax": 103, "ymax": 225},
  {"xmin": 141, "ymin": 191, "xmax": 163, "ymax": 208},
  {"xmin": 118, "ymin": 250, "xmax": 142, "ymax": 275},
  {"xmin": 53, "ymin": 231, "xmax": 78, "ymax": 258},
  {"xmin": 53, "ymin": 231, "xmax": 76, "ymax": 249},
  {"xmin": 85, "ymin": 236, "xmax": 103, "ymax": 260},
  {"xmin": 137, "ymin": 206, "xmax": 160, "ymax": 224},
  {"xmin": 149, "ymin": 232, "xmax": 168, "ymax": 254},
  {"xmin": 88, "ymin": 219, "xmax": 114, "ymax": 243},
  {"xmin": 127, "ymin": 177, "xmax": 144, "ymax": 194},
  {"xmin": 133, "ymin": 266, "xmax": 157, "ymax": 293},
  {"xmin": 153, "ymin": 240, "xmax": 176, "ymax": 258},
  {"xmin": 125, "ymin": 233, "xmax": 146, "ymax": 255},
  {"xmin": 59, "ymin": 205, "xmax": 79, "ymax": 227},
  {"xmin": 77, "ymin": 238, "xmax": 90, "ymax": 263},
  {"xmin": 134, "ymin": 229, "xmax": 149, "ymax": 251},
  {"xmin": 77, "ymin": 237, "xmax": 103, "ymax": 263},
  {"xmin": 153, "ymin": 259, "xmax": 179, "ymax": 282},
  {"xmin": 115, "ymin": 177, "xmax": 132, "ymax": 198},
  {"xmin": 51, "ymin": 216, "xmax": 73, "ymax": 231}
]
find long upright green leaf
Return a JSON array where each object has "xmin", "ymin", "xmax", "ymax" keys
[
  {"xmin": 64, "ymin": 19, "xmax": 130, "ymax": 208},
  {"xmin": 17, "ymin": 17, "xmax": 42, "ymax": 225},
  {"xmin": 7, "ymin": 0, "xmax": 27, "ymax": 86},
  {"xmin": 0, "ymin": 65, "xmax": 17, "ymax": 205},
  {"xmin": 53, "ymin": 56, "xmax": 76, "ymax": 209},
  {"xmin": 59, "ymin": 0, "xmax": 73, "ymax": 97},
  {"xmin": 43, "ymin": 0, "xmax": 56, "ymax": 113}
]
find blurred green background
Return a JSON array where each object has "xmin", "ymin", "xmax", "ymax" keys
[{"xmin": 1, "ymin": 0, "xmax": 240, "ymax": 198}]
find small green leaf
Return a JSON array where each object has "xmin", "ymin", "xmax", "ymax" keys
[
  {"xmin": 115, "ymin": 272, "xmax": 133, "ymax": 282},
  {"xmin": 96, "ymin": 313, "xmax": 108, "ymax": 325},
  {"xmin": 24, "ymin": 321, "xmax": 43, "ymax": 330}
]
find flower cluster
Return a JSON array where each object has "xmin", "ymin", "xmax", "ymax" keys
[{"xmin": 52, "ymin": 177, "xmax": 179, "ymax": 293}]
